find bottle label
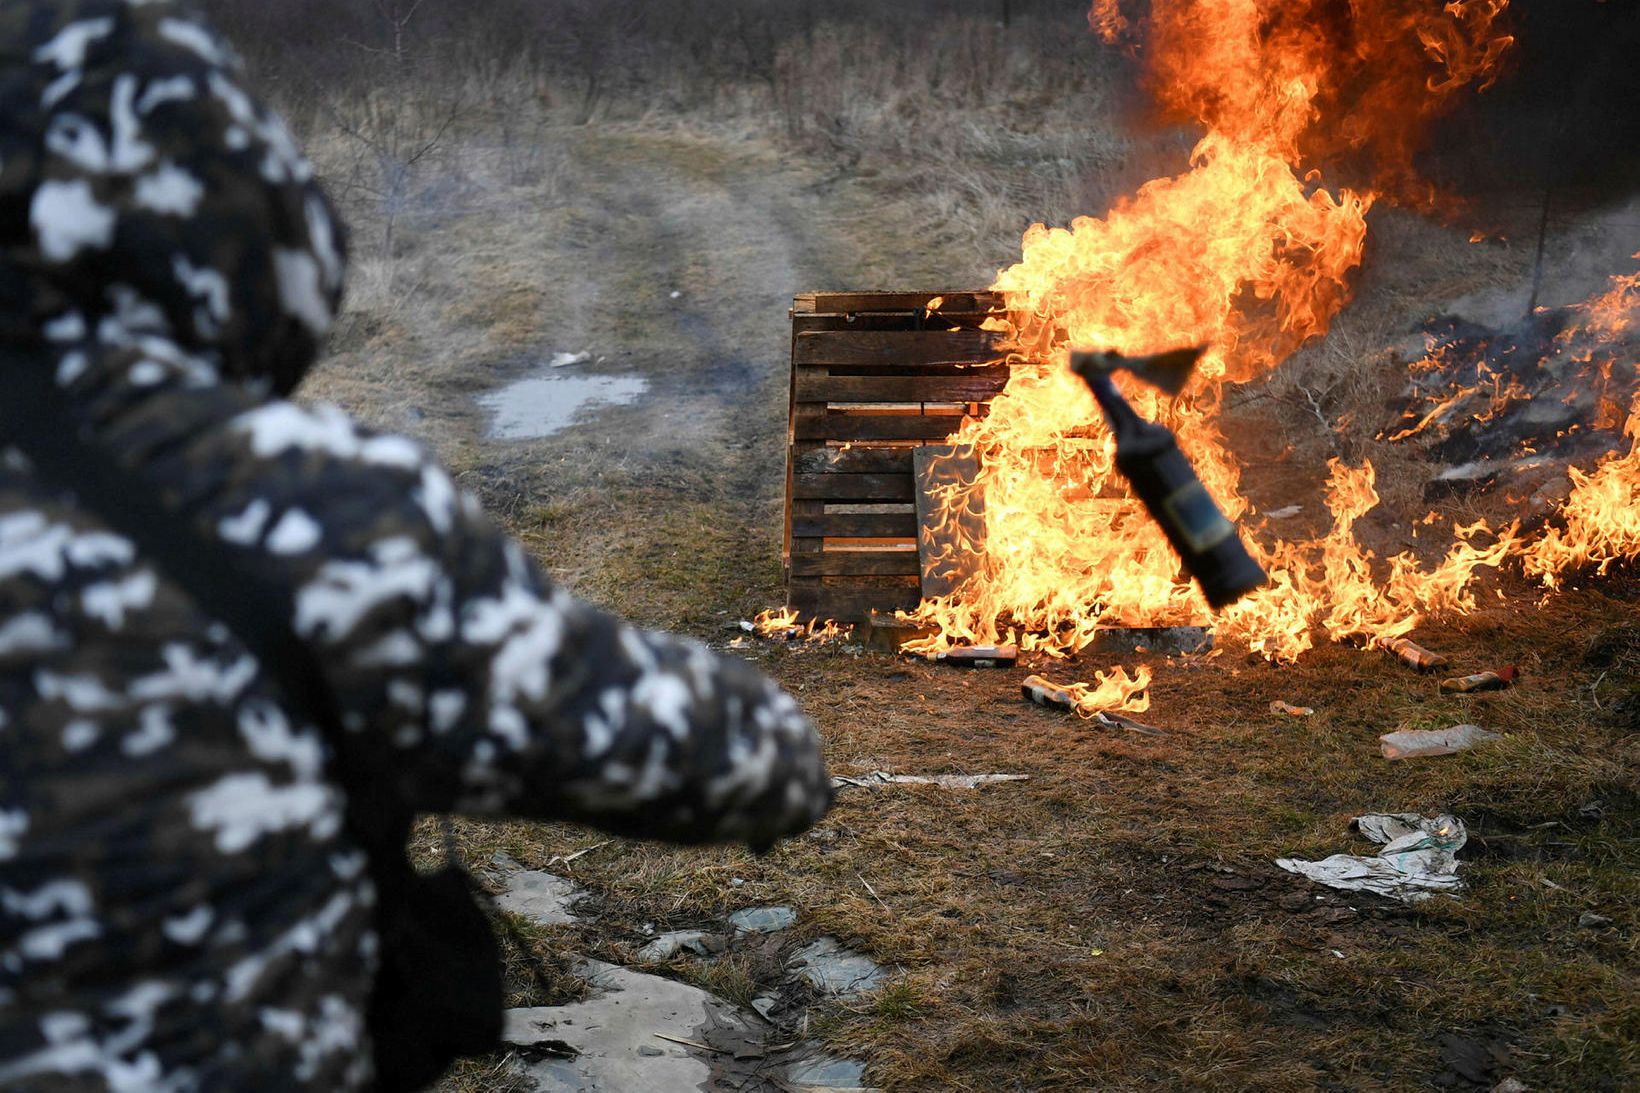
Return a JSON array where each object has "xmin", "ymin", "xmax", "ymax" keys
[{"xmin": 1160, "ymin": 481, "xmax": 1235, "ymax": 554}]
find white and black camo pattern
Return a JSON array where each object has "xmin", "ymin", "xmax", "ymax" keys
[{"xmin": 0, "ymin": 3, "xmax": 832, "ymax": 1088}]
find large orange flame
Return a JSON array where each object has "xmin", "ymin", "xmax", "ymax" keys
[
  {"xmin": 908, "ymin": 0, "xmax": 1524, "ymax": 664},
  {"xmin": 1523, "ymin": 262, "xmax": 1640, "ymax": 588}
]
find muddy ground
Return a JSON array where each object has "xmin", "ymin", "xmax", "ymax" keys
[{"xmin": 298, "ymin": 119, "xmax": 1640, "ymax": 1091}]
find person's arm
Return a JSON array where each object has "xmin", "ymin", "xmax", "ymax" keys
[{"xmin": 72, "ymin": 344, "xmax": 832, "ymax": 848}]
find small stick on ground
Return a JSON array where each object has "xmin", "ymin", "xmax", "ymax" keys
[
  {"xmin": 858, "ymin": 873, "xmax": 890, "ymax": 912},
  {"xmin": 548, "ymin": 840, "xmax": 611, "ymax": 868}
]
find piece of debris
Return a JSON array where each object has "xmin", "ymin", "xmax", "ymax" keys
[
  {"xmin": 728, "ymin": 906, "xmax": 797, "ymax": 934},
  {"xmin": 549, "ymin": 350, "xmax": 592, "ymax": 368},
  {"xmin": 1380, "ymin": 724, "xmax": 1502, "ymax": 760},
  {"xmin": 1578, "ymin": 912, "xmax": 1613, "ymax": 929},
  {"xmin": 1270, "ymin": 700, "xmax": 1315, "ymax": 717},
  {"xmin": 861, "ymin": 610, "xmax": 934, "ymax": 653},
  {"xmin": 1382, "ymin": 635, "xmax": 1449, "ymax": 672},
  {"xmin": 1021, "ymin": 676, "xmax": 1166, "ymax": 735},
  {"xmin": 1092, "ymin": 710, "xmax": 1167, "ymax": 737},
  {"xmin": 636, "ymin": 930, "xmax": 720, "ymax": 962},
  {"xmin": 1275, "ymin": 813, "xmax": 1467, "ymax": 903},
  {"xmin": 1022, "ymin": 674, "xmax": 1079, "ymax": 712},
  {"xmin": 741, "ymin": 617, "xmax": 803, "ymax": 642},
  {"xmin": 1265, "ymin": 504, "xmax": 1303, "ymax": 519},
  {"xmin": 1491, "ymin": 1080, "xmax": 1529, "ymax": 1093},
  {"xmin": 831, "ymin": 771, "xmax": 1029, "ymax": 790},
  {"xmin": 929, "ymin": 644, "xmax": 1017, "ymax": 668},
  {"xmin": 790, "ymin": 938, "xmax": 886, "ymax": 996},
  {"xmin": 495, "ymin": 869, "xmax": 588, "ymax": 927},
  {"xmin": 1088, "ymin": 626, "xmax": 1213, "ymax": 657},
  {"xmin": 1440, "ymin": 666, "xmax": 1520, "ymax": 694}
]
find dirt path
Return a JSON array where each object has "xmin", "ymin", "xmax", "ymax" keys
[{"xmin": 311, "ymin": 123, "xmax": 958, "ymax": 626}]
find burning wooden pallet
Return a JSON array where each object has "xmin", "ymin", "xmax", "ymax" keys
[{"xmin": 783, "ymin": 291, "xmax": 1009, "ymax": 622}]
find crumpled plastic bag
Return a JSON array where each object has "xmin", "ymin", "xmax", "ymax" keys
[
  {"xmin": 1276, "ymin": 813, "xmax": 1467, "ymax": 903},
  {"xmin": 1380, "ymin": 724, "xmax": 1501, "ymax": 760}
]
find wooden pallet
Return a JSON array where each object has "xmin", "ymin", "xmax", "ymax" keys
[{"xmin": 784, "ymin": 291, "xmax": 1010, "ymax": 622}]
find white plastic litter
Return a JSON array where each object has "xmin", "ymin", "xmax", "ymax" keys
[
  {"xmin": 1380, "ymin": 724, "xmax": 1501, "ymax": 760},
  {"xmin": 1276, "ymin": 813, "xmax": 1467, "ymax": 903},
  {"xmin": 549, "ymin": 351, "xmax": 592, "ymax": 368}
]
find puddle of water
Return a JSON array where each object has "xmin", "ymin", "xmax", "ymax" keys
[{"xmin": 478, "ymin": 371, "xmax": 648, "ymax": 440}]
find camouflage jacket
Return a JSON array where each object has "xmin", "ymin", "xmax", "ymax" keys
[{"xmin": 0, "ymin": 2, "xmax": 831, "ymax": 1088}]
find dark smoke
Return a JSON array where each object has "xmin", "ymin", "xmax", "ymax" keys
[{"xmin": 1421, "ymin": 0, "xmax": 1640, "ymax": 207}]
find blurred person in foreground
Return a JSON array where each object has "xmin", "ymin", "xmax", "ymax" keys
[{"xmin": 0, "ymin": 2, "xmax": 833, "ymax": 1089}]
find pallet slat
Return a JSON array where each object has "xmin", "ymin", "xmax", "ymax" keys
[
  {"xmin": 792, "ymin": 474, "xmax": 915, "ymax": 501},
  {"xmin": 794, "ymin": 372, "xmax": 1010, "ymax": 403},
  {"xmin": 790, "ymin": 513, "xmax": 920, "ymax": 538},
  {"xmin": 792, "ymin": 446, "xmax": 916, "ymax": 475},
  {"xmin": 793, "ymin": 413, "xmax": 970, "ymax": 442},
  {"xmin": 793, "ymin": 330, "xmax": 1005, "ymax": 367},
  {"xmin": 794, "ymin": 291, "xmax": 1002, "ymax": 314},
  {"xmin": 787, "ymin": 585, "xmax": 922, "ymax": 619},
  {"xmin": 789, "ymin": 550, "xmax": 921, "ymax": 577},
  {"xmin": 791, "ymin": 311, "xmax": 997, "ymax": 335}
]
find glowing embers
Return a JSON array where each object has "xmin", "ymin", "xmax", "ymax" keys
[{"xmin": 1387, "ymin": 281, "xmax": 1639, "ymax": 495}]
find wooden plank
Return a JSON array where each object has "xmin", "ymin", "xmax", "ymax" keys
[
  {"xmin": 792, "ymin": 474, "xmax": 915, "ymax": 501},
  {"xmin": 795, "ymin": 291, "xmax": 1000, "ymax": 314},
  {"xmin": 825, "ymin": 538, "xmax": 917, "ymax": 550},
  {"xmin": 793, "ymin": 447, "xmax": 916, "ymax": 475},
  {"xmin": 794, "ymin": 372, "xmax": 1011, "ymax": 403},
  {"xmin": 787, "ymin": 492, "xmax": 825, "ymax": 575},
  {"xmin": 790, "ymin": 512, "xmax": 920, "ymax": 538},
  {"xmin": 791, "ymin": 311, "xmax": 998, "ymax": 335},
  {"xmin": 793, "ymin": 330, "xmax": 1005, "ymax": 368},
  {"xmin": 788, "ymin": 584, "xmax": 921, "ymax": 622},
  {"xmin": 914, "ymin": 445, "xmax": 988, "ymax": 600},
  {"xmin": 789, "ymin": 550, "xmax": 921, "ymax": 577},
  {"xmin": 793, "ymin": 412, "xmax": 970, "ymax": 442}
]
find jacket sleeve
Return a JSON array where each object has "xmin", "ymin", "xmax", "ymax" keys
[{"xmin": 70, "ymin": 346, "xmax": 833, "ymax": 848}]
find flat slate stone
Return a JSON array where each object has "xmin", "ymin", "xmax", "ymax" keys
[
  {"xmin": 503, "ymin": 957, "xmax": 875, "ymax": 1092},
  {"xmin": 504, "ymin": 959, "xmax": 762, "ymax": 1092},
  {"xmin": 790, "ymin": 938, "xmax": 886, "ymax": 996},
  {"xmin": 496, "ymin": 870, "xmax": 587, "ymax": 927}
]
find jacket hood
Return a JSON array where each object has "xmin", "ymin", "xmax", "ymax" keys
[{"xmin": 0, "ymin": 0, "xmax": 345, "ymax": 395}]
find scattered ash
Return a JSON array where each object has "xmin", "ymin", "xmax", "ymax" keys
[{"xmin": 1385, "ymin": 292, "xmax": 1639, "ymax": 503}]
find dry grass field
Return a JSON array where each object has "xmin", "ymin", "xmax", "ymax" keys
[{"xmin": 211, "ymin": 2, "xmax": 1640, "ymax": 1088}]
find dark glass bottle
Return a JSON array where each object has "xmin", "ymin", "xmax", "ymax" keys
[{"xmin": 1082, "ymin": 372, "xmax": 1268, "ymax": 609}]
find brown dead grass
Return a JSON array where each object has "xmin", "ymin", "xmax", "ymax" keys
[{"xmin": 460, "ymin": 589, "xmax": 1639, "ymax": 1091}]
